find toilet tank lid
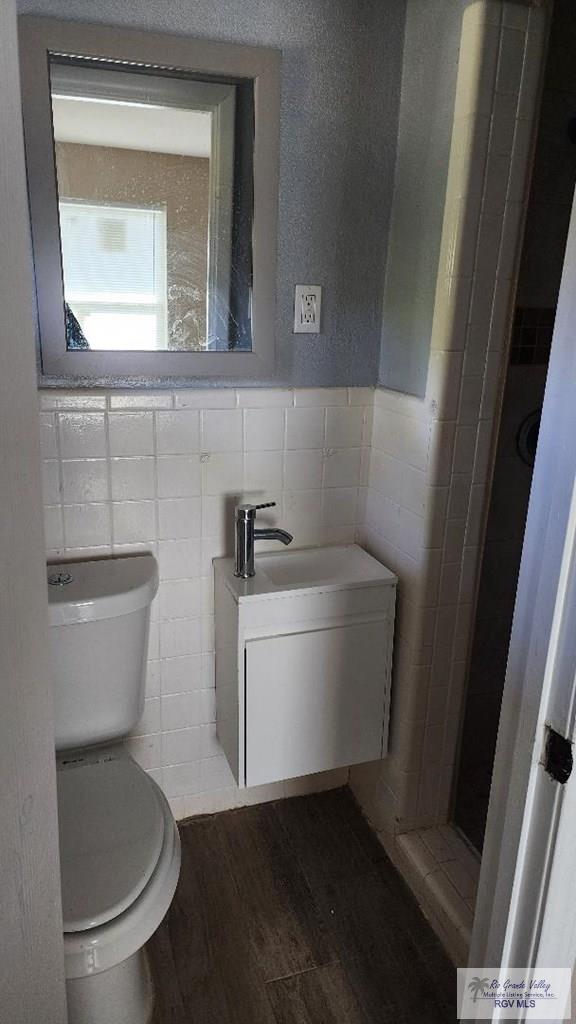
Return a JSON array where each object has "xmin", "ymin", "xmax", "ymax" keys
[{"xmin": 47, "ymin": 554, "xmax": 158, "ymax": 626}]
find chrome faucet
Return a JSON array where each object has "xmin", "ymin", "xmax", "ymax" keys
[{"xmin": 234, "ymin": 501, "xmax": 293, "ymax": 578}]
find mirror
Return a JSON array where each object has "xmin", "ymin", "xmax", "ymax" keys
[
  {"xmin": 19, "ymin": 18, "xmax": 280, "ymax": 379},
  {"xmin": 50, "ymin": 61, "xmax": 248, "ymax": 355}
]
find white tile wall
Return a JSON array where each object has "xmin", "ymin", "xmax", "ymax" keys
[
  {"xmin": 390, "ymin": 823, "xmax": 480, "ymax": 965},
  {"xmin": 40, "ymin": 387, "xmax": 371, "ymax": 820}
]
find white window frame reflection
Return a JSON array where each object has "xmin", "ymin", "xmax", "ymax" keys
[{"xmin": 59, "ymin": 199, "xmax": 168, "ymax": 351}]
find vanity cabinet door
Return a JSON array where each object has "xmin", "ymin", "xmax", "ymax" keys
[{"xmin": 244, "ymin": 621, "xmax": 390, "ymax": 787}]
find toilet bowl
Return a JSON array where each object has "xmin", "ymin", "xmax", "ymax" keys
[
  {"xmin": 48, "ymin": 555, "xmax": 181, "ymax": 1024},
  {"xmin": 59, "ymin": 748, "xmax": 180, "ymax": 1024}
]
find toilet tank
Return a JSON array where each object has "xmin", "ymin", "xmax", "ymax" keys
[{"xmin": 47, "ymin": 555, "xmax": 158, "ymax": 752}]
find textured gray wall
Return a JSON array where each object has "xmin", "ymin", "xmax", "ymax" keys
[
  {"xmin": 378, "ymin": 0, "xmax": 464, "ymax": 396},
  {"xmin": 18, "ymin": 0, "xmax": 406, "ymax": 387}
]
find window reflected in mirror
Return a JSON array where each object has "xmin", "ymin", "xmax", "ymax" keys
[{"xmin": 49, "ymin": 60, "xmax": 253, "ymax": 354}]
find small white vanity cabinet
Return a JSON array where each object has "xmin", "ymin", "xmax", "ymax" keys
[{"xmin": 214, "ymin": 545, "xmax": 397, "ymax": 788}]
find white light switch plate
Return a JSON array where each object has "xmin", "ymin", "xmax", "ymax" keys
[{"xmin": 294, "ymin": 284, "xmax": 322, "ymax": 333}]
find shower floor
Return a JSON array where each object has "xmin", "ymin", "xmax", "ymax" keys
[{"xmin": 148, "ymin": 787, "xmax": 454, "ymax": 1023}]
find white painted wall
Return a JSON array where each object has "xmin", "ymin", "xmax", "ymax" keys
[{"xmin": 0, "ymin": 1, "xmax": 67, "ymax": 1020}]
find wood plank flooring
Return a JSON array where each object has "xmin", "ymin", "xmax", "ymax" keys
[{"xmin": 148, "ymin": 788, "xmax": 455, "ymax": 1023}]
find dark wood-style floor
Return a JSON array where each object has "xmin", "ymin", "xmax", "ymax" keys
[{"xmin": 148, "ymin": 788, "xmax": 455, "ymax": 1023}]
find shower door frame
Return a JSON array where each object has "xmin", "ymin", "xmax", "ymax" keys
[{"xmin": 471, "ymin": 184, "xmax": 576, "ymax": 979}]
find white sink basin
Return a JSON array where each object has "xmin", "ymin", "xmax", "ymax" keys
[
  {"xmin": 259, "ymin": 545, "xmax": 390, "ymax": 587},
  {"xmin": 217, "ymin": 544, "xmax": 396, "ymax": 601}
]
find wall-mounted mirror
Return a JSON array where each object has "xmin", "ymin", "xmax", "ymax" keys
[{"xmin": 19, "ymin": 18, "xmax": 280, "ymax": 380}]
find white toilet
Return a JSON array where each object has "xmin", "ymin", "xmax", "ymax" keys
[{"xmin": 47, "ymin": 554, "xmax": 181, "ymax": 1024}]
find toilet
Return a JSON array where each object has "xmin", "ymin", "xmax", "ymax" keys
[{"xmin": 47, "ymin": 554, "xmax": 181, "ymax": 1024}]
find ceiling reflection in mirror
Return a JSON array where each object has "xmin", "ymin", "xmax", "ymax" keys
[{"xmin": 49, "ymin": 59, "xmax": 254, "ymax": 354}]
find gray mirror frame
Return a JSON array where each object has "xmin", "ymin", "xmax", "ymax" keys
[{"xmin": 18, "ymin": 15, "xmax": 281, "ymax": 382}]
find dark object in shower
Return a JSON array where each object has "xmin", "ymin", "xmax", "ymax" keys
[
  {"xmin": 568, "ymin": 116, "xmax": 576, "ymax": 145},
  {"xmin": 65, "ymin": 302, "xmax": 90, "ymax": 350},
  {"xmin": 543, "ymin": 725, "xmax": 573, "ymax": 785},
  {"xmin": 517, "ymin": 408, "xmax": 541, "ymax": 467}
]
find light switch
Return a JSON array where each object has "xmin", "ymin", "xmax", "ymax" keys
[{"xmin": 293, "ymin": 284, "xmax": 322, "ymax": 334}]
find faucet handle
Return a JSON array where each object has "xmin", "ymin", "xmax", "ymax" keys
[{"xmin": 235, "ymin": 500, "xmax": 276, "ymax": 521}]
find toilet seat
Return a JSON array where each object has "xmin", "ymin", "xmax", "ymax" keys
[
  {"xmin": 58, "ymin": 752, "xmax": 165, "ymax": 932},
  {"xmin": 58, "ymin": 751, "xmax": 181, "ymax": 980}
]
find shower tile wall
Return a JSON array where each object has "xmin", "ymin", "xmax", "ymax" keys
[
  {"xmin": 354, "ymin": 389, "xmax": 455, "ymax": 833},
  {"xmin": 40, "ymin": 386, "xmax": 372, "ymax": 818}
]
